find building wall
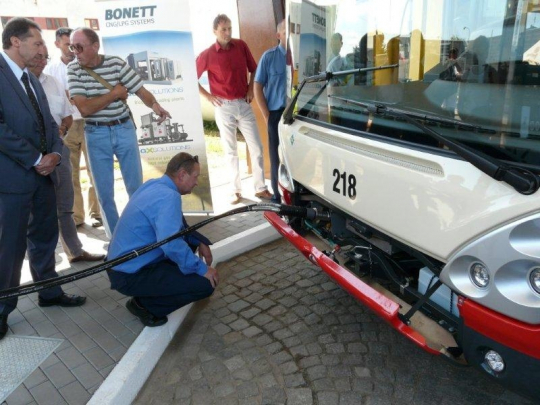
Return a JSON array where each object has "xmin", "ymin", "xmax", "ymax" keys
[
  {"xmin": 0, "ymin": 0, "xmax": 99, "ymax": 59},
  {"xmin": 238, "ymin": 0, "xmax": 284, "ymax": 178},
  {"xmin": 0, "ymin": 0, "xmax": 239, "ymax": 61}
]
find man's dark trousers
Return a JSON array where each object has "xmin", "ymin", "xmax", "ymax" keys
[
  {"xmin": 0, "ymin": 175, "xmax": 63, "ymax": 315},
  {"xmin": 108, "ymin": 260, "xmax": 214, "ymax": 317},
  {"xmin": 0, "ymin": 53, "xmax": 64, "ymax": 317},
  {"xmin": 268, "ymin": 108, "xmax": 285, "ymax": 202}
]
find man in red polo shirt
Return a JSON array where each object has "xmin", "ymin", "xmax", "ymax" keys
[{"xmin": 197, "ymin": 14, "xmax": 272, "ymax": 205}]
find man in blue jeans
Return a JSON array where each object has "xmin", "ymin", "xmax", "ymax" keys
[
  {"xmin": 254, "ymin": 19, "xmax": 287, "ymax": 203},
  {"xmin": 67, "ymin": 27, "xmax": 170, "ymax": 238},
  {"xmin": 107, "ymin": 152, "xmax": 218, "ymax": 326}
]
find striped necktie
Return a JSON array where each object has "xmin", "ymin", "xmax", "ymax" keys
[{"xmin": 21, "ymin": 72, "xmax": 47, "ymax": 154}]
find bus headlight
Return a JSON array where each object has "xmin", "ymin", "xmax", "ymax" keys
[
  {"xmin": 529, "ymin": 267, "xmax": 540, "ymax": 294},
  {"xmin": 470, "ymin": 262, "xmax": 490, "ymax": 288}
]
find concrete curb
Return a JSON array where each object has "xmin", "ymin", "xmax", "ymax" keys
[{"xmin": 88, "ymin": 222, "xmax": 281, "ymax": 405}]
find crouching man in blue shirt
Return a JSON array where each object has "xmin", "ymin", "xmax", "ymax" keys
[{"xmin": 107, "ymin": 152, "xmax": 218, "ymax": 327}]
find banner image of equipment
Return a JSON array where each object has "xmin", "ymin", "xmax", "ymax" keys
[
  {"xmin": 126, "ymin": 50, "xmax": 182, "ymax": 85},
  {"xmin": 96, "ymin": 0, "xmax": 213, "ymax": 212},
  {"xmin": 138, "ymin": 113, "xmax": 192, "ymax": 145}
]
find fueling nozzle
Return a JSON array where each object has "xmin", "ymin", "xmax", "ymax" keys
[{"xmin": 277, "ymin": 205, "xmax": 331, "ymax": 221}]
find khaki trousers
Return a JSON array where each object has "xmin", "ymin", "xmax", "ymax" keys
[
  {"xmin": 214, "ymin": 98, "xmax": 267, "ymax": 194},
  {"xmin": 63, "ymin": 119, "xmax": 101, "ymax": 224}
]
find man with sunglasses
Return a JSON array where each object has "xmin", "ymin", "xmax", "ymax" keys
[
  {"xmin": 66, "ymin": 27, "xmax": 171, "ymax": 238},
  {"xmin": 44, "ymin": 27, "xmax": 103, "ymax": 229},
  {"xmin": 107, "ymin": 152, "xmax": 217, "ymax": 327}
]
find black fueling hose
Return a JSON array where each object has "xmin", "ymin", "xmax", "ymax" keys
[{"xmin": 0, "ymin": 203, "xmax": 330, "ymax": 301}]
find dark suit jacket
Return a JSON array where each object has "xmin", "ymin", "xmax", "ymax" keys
[{"xmin": 0, "ymin": 53, "xmax": 62, "ymax": 193}]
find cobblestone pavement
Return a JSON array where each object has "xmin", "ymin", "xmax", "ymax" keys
[
  {"xmin": 2, "ymin": 209, "xmax": 266, "ymax": 405},
  {"xmin": 1, "ymin": 137, "xmax": 274, "ymax": 405},
  {"xmin": 136, "ymin": 239, "xmax": 535, "ymax": 405}
]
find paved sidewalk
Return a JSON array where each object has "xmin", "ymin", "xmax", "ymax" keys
[
  {"xmin": 135, "ymin": 239, "xmax": 534, "ymax": 405},
  {"xmin": 2, "ymin": 168, "xmax": 269, "ymax": 405}
]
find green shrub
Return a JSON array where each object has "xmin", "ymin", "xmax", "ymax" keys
[{"xmin": 203, "ymin": 120, "xmax": 219, "ymax": 136}]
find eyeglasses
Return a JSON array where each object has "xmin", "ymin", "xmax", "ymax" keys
[
  {"xmin": 169, "ymin": 155, "xmax": 199, "ymax": 175},
  {"xmin": 68, "ymin": 43, "xmax": 89, "ymax": 53},
  {"xmin": 37, "ymin": 56, "xmax": 51, "ymax": 64},
  {"xmin": 177, "ymin": 155, "xmax": 199, "ymax": 170},
  {"xmin": 181, "ymin": 155, "xmax": 199, "ymax": 165}
]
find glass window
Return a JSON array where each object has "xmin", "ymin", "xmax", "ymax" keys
[
  {"xmin": 85, "ymin": 19, "xmax": 100, "ymax": 31},
  {"xmin": 289, "ymin": 0, "xmax": 540, "ymax": 168},
  {"xmin": 44, "ymin": 17, "xmax": 68, "ymax": 30}
]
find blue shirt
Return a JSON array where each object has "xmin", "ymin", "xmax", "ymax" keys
[
  {"xmin": 108, "ymin": 175, "xmax": 206, "ymax": 276},
  {"xmin": 254, "ymin": 45, "xmax": 286, "ymax": 111}
]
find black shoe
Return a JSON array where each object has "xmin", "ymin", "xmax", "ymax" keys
[
  {"xmin": 38, "ymin": 293, "xmax": 86, "ymax": 307},
  {"xmin": 69, "ymin": 250, "xmax": 106, "ymax": 263},
  {"xmin": 126, "ymin": 298, "xmax": 168, "ymax": 327},
  {"xmin": 0, "ymin": 315, "xmax": 8, "ymax": 340},
  {"xmin": 91, "ymin": 217, "xmax": 103, "ymax": 227}
]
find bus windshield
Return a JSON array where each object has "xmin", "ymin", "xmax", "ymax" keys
[{"xmin": 288, "ymin": 0, "xmax": 540, "ymax": 168}]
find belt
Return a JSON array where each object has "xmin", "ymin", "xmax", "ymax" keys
[
  {"xmin": 85, "ymin": 116, "xmax": 130, "ymax": 127},
  {"xmin": 218, "ymin": 98, "xmax": 244, "ymax": 104}
]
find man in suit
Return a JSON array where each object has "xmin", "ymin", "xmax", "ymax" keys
[{"xmin": 0, "ymin": 17, "xmax": 86, "ymax": 340}]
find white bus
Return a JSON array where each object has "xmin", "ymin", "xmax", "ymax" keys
[{"xmin": 267, "ymin": 0, "xmax": 540, "ymax": 399}]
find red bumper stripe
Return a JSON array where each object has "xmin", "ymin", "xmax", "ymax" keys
[
  {"xmin": 265, "ymin": 212, "xmax": 440, "ymax": 355},
  {"xmin": 458, "ymin": 298, "xmax": 540, "ymax": 360}
]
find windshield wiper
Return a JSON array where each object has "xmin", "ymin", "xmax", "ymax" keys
[
  {"xmin": 331, "ymin": 97, "xmax": 539, "ymax": 195},
  {"xmin": 282, "ymin": 64, "xmax": 398, "ymax": 125}
]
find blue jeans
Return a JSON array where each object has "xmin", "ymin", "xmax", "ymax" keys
[{"xmin": 85, "ymin": 120, "xmax": 142, "ymax": 238}]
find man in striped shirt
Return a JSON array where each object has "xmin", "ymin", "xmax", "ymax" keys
[{"xmin": 67, "ymin": 27, "xmax": 170, "ymax": 238}]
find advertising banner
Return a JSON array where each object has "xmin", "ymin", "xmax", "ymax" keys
[
  {"xmin": 95, "ymin": 0, "xmax": 212, "ymax": 212},
  {"xmin": 298, "ymin": 0, "xmax": 327, "ymax": 81}
]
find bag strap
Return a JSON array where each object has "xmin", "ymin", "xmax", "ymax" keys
[
  {"xmin": 82, "ymin": 65, "xmax": 137, "ymax": 128},
  {"xmin": 82, "ymin": 66, "xmax": 127, "ymax": 105}
]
